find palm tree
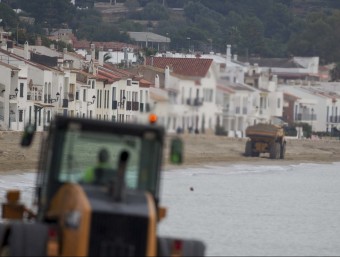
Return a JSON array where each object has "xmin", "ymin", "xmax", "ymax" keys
[{"xmin": 103, "ymin": 52, "xmax": 112, "ymax": 63}]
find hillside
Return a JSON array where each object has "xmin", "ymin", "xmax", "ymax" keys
[{"xmin": 2, "ymin": 0, "xmax": 340, "ymax": 63}]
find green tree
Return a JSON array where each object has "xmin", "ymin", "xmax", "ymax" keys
[
  {"xmin": 330, "ymin": 62, "xmax": 340, "ymax": 81},
  {"xmin": 17, "ymin": 0, "xmax": 75, "ymax": 27},
  {"xmin": 0, "ymin": 3, "xmax": 18, "ymax": 29},
  {"xmin": 125, "ymin": 0, "xmax": 140, "ymax": 12},
  {"xmin": 239, "ymin": 16, "xmax": 265, "ymax": 56},
  {"xmin": 140, "ymin": 1, "xmax": 169, "ymax": 20}
]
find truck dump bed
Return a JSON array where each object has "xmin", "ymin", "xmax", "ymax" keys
[{"xmin": 245, "ymin": 123, "xmax": 284, "ymax": 138}]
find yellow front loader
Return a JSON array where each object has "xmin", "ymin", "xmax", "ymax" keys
[{"xmin": 0, "ymin": 116, "xmax": 205, "ymax": 256}]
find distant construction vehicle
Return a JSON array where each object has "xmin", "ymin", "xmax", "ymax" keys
[
  {"xmin": 0, "ymin": 115, "xmax": 205, "ymax": 256},
  {"xmin": 244, "ymin": 123, "xmax": 286, "ymax": 159}
]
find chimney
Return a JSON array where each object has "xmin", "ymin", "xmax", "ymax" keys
[
  {"xmin": 226, "ymin": 44, "xmax": 231, "ymax": 63},
  {"xmin": 24, "ymin": 41, "xmax": 30, "ymax": 60},
  {"xmin": 164, "ymin": 66, "xmax": 170, "ymax": 89},
  {"xmin": 233, "ymin": 54, "xmax": 238, "ymax": 61},
  {"xmin": 90, "ymin": 43, "xmax": 95, "ymax": 61},
  {"xmin": 155, "ymin": 74, "xmax": 160, "ymax": 88}
]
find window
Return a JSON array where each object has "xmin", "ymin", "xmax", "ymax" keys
[
  {"xmin": 277, "ymin": 98, "xmax": 281, "ymax": 108},
  {"xmin": 20, "ymin": 83, "xmax": 24, "ymax": 98},
  {"xmin": 99, "ymin": 90, "xmax": 102, "ymax": 108},
  {"xmin": 106, "ymin": 90, "xmax": 109, "ymax": 109},
  {"xmin": 19, "ymin": 110, "xmax": 23, "ymax": 122},
  {"xmin": 203, "ymin": 89, "xmax": 213, "ymax": 102},
  {"xmin": 181, "ymin": 87, "xmax": 185, "ymax": 104},
  {"xmin": 83, "ymin": 89, "xmax": 86, "ymax": 102},
  {"xmin": 140, "ymin": 90, "xmax": 143, "ymax": 103}
]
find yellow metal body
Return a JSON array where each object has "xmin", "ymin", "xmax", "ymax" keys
[
  {"xmin": 45, "ymin": 183, "xmax": 159, "ymax": 257},
  {"xmin": 47, "ymin": 183, "xmax": 92, "ymax": 256},
  {"xmin": 254, "ymin": 141, "xmax": 269, "ymax": 153}
]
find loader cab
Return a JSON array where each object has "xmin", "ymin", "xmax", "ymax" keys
[
  {"xmin": 35, "ymin": 116, "xmax": 165, "ymax": 220},
  {"xmin": 4, "ymin": 116, "xmax": 205, "ymax": 257}
]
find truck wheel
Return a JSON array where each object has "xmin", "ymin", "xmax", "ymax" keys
[
  {"xmin": 269, "ymin": 142, "xmax": 280, "ymax": 159},
  {"xmin": 280, "ymin": 142, "xmax": 286, "ymax": 159},
  {"xmin": 251, "ymin": 151, "xmax": 260, "ymax": 157},
  {"xmin": 8, "ymin": 223, "xmax": 48, "ymax": 256},
  {"xmin": 244, "ymin": 141, "xmax": 252, "ymax": 157}
]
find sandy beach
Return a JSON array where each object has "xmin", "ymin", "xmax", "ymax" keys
[{"xmin": 1, "ymin": 130, "xmax": 340, "ymax": 173}]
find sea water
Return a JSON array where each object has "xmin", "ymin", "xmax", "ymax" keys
[{"xmin": 0, "ymin": 162, "xmax": 340, "ymax": 256}]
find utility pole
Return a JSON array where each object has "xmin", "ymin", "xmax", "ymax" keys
[{"xmin": 16, "ymin": 23, "xmax": 18, "ymax": 45}]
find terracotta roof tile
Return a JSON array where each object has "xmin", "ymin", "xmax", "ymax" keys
[
  {"xmin": 145, "ymin": 57, "xmax": 213, "ymax": 78},
  {"xmin": 138, "ymin": 78, "xmax": 152, "ymax": 88},
  {"xmin": 284, "ymin": 92, "xmax": 300, "ymax": 100},
  {"xmin": 97, "ymin": 69, "xmax": 121, "ymax": 83},
  {"xmin": 217, "ymin": 85, "xmax": 235, "ymax": 94}
]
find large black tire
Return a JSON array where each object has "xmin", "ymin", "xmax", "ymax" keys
[
  {"xmin": 252, "ymin": 151, "xmax": 260, "ymax": 157},
  {"xmin": 8, "ymin": 223, "xmax": 48, "ymax": 256},
  {"xmin": 244, "ymin": 141, "xmax": 252, "ymax": 157},
  {"xmin": 280, "ymin": 142, "xmax": 286, "ymax": 159},
  {"xmin": 269, "ymin": 142, "xmax": 280, "ymax": 159}
]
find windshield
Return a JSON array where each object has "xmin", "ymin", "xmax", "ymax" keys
[{"xmin": 55, "ymin": 127, "xmax": 162, "ymax": 196}]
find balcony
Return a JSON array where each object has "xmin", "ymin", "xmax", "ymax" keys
[
  {"xmin": 62, "ymin": 99, "xmax": 68, "ymax": 108},
  {"xmin": 329, "ymin": 116, "xmax": 340, "ymax": 123},
  {"xmin": 112, "ymin": 100, "xmax": 117, "ymax": 110},
  {"xmin": 27, "ymin": 92, "xmax": 42, "ymax": 101},
  {"xmin": 145, "ymin": 103, "xmax": 150, "ymax": 112},
  {"xmin": 186, "ymin": 97, "xmax": 203, "ymax": 107},
  {"xmin": 296, "ymin": 113, "xmax": 316, "ymax": 121},
  {"xmin": 132, "ymin": 101, "xmax": 139, "ymax": 111},
  {"xmin": 68, "ymin": 93, "xmax": 74, "ymax": 102},
  {"xmin": 126, "ymin": 101, "xmax": 132, "ymax": 111}
]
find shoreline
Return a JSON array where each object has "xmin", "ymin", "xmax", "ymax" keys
[
  {"xmin": 164, "ymin": 159, "xmax": 340, "ymax": 171},
  {"xmin": 1, "ymin": 159, "xmax": 340, "ymax": 176},
  {"xmin": 1, "ymin": 132, "xmax": 340, "ymax": 173}
]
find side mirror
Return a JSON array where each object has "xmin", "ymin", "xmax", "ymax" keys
[
  {"xmin": 21, "ymin": 124, "xmax": 36, "ymax": 147},
  {"xmin": 170, "ymin": 137, "xmax": 183, "ymax": 164}
]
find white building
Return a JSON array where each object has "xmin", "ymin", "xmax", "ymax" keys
[{"xmin": 278, "ymin": 85, "xmax": 340, "ymax": 132}]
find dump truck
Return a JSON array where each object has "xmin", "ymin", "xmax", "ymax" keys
[
  {"xmin": 244, "ymin": 123, "xmax": 286, "ymax": 159},
  {"xmin": 0, "ymin": 115, "xmax": 205, "ymax": 256}
]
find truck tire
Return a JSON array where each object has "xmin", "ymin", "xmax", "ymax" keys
[
  {"xmin": 8, "ymin": 223, "xmax": 48, "ymax": 257},
  {"xmin": 251, "ymin": 151, "xmax": 260, "ymax": 157},
  {"xmin": 280, "ymin": 142, "xmax": 286, "ymax": 159},
  {"xmin": 269, "ymin": 142, "xmax": 280, "ymax": 159},
  {"xmin": 244, "ymin": 141, "xmax": 252, "ymax": 157}
]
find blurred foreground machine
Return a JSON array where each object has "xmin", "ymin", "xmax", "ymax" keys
[
  {"xmin": 244, "ymin": 123, "xmax": 286, "ymax": 159},
  {"xmin": 0, "ymin": 116, "xmax": 205, "ymax": 256}
]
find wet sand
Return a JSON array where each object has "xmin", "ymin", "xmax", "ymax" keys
[
  {"xmin": 164, "ymin": 134, "xmax": 340, "ymax": 170},
  {"xmin": 1, "ymin": 131, "xmax": 340, "ymax": 173}
]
